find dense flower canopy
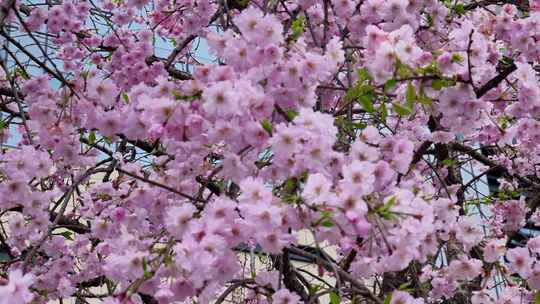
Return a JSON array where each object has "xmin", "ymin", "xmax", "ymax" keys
[{"xmin": 1, "ymin": 0, "xmax": 540, "ymax": 303}]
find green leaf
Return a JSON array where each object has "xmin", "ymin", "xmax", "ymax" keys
[
  {"xmin": 281, "ymin": 177, "xmax": 299, "ymax": 204},
  {"xmin": 357, "ymin": 68, "xmax": 372, "ymax": 83},
  {"xmin": 284, "ymin": 177, "xmax": 297, "ymax": 192},
  {"xmin": 320, "ymin": 210, "xmax": 332, "ymax": 218},
  {"xmin": 377, "ymin": 196, "xmax": 397, "ymax": 220},
  {"xmin": 442, "ymin": 158, "xmax": 454, "ymax": 167},
  {"xmin": 384, "ymin": 79, "xmax": 398, "ymax": 92},
  {"xmin": 426, "ymin": 14, "xmax": 434, "ymax": 27},
  {"xmin": 421, "ymin": 65, "xmax": 438, "ymax": 76},
  {"xmin": 359, "ymin": 84, "xmax": 375, "ymax": 96},
  {"xmin": 309, "ymin": 284, "xmax": 323, "ymax": 296},
  {"xmin": 405, "ymin": 82, "xmax": 416, "ymax": 106},
  {"xmin": 396, "ymin": 60, "xmax": 412, "ymax": 78},
  {"xmin": 431, "ymin": 50, "xmax": 443, "ymax": 58},
  {"xmin": 379, "ymin": 102, "xmax": 388, "ymax": 122},
  {"xmin": 88, "ymin": 131, "xmax": 96, "ymax": 145},
  {"xmin": 122, "ymin": 92, "xmax": 129, "ymax": 104},
  {"xmin": 393, "ymin": 102, "xmax": 412, "ymax": 116},
  {"xmin": 431, "ymin": 79, "xmax": 444, "ymax": 90},
  {"xmin": 451, "ymin": 53, "xmax": 463, "ymax": 63},
  {"xmin": 320, "ymin": 219, "xmax": 334, "ymax": 227},
  {"xmin": 418, "ymin": 87, "xmax": 432, "ymax": 105},
  {"xmin": 398, "ymin": 281, "xmax": 412, "ymax": 290},
  {"xmin": 142, "ymin": 257, "xmax": 149, "ymax": 273},
  {"xmin": 315, "ymin": 210, "xmax": 335, "ymax": 227},
  {"xmin": 143, "ymin": 258, "xmax": 153, "ymax": 279},
  {"xmin": 59, "ymin": 231, "xmax": 73, "ymax": 241},
  {"xmin": 358, "ymin": 94, "xmax": 375, "ymax": 113},
  {"xmin": 286, "ymin": 110, "xmax": 298, "ymax": 121},
  {"xmin": 454, "ymin": 3, "xmax": 465, "ymax": 15},
  {"xmin": 236, "ymin": 0, "xmax": 250, "ymax": 8},
  {"xmin": 383, "ymin": 293, "xmax": 392, "ymax": 304},
  {"xmin": 430, "ymin": 78, "xmax": 455, "ymax": 90},
  {"xmin": 534, "ymin": 291, "xmax": 540, "ymax": 304},
  {"xmin": 345, "ymin": 83, "xmax": 376, "ymax": 113},
  {"xmin": 171, "ymin": 89, "xmax": 183, "ymax": 100},
  {"xmin": 291, "ymin": 16, "xmax": 306, "ymax": 40},
  {"xmin": 344, "ymin": 86, "xmax": 360, "ymax": 102},
  {"xmin": 352, "ymin": 122, "xmax": 367, "ymax": 130},
  {"xmin": 382, "ymin": 196, "xmax": 397, "ymax": 211},
  {"xmin": 15, "ymin": 68, "xmax": 29, "ymax": 80},
  {"xmin": 330, "ymin": 292, "xmax": 340, "ymax": 304},
  {"xmin": 261, "ymin": 120, "xmax": 273, "ymax": 136},
  {"xmin": 80, "ymin": 71, "xmax": 89, "ymax": 80}
]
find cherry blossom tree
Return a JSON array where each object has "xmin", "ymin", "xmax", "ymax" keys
[{"xmin": 0, "ymin": 0, "xmax": 539, "ymax": 303}]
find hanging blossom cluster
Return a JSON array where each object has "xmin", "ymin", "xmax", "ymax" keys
[{"xmin": 2, "ymin": 0, "xmax": 540, "ymax": 303}]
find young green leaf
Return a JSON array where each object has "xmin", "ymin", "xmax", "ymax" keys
[
  {"xmin": 321, "ymin": 219, "xmax": 334, "ymax": 227},
  {"xmin": 451, "ymin": 53, "xmax": 463, "ymax": 63},
  {"xmin": 384, "ymin": 79, "xmax": 398, "ymax": 92},
  {"xmin": 534, "ymin": 290, "xmax": 540, "ymax": 304},
  {"xmin": 88, "ymin": 131, "xmax": 97, "ymax": 145},
  {"xmin": 358, "ymin": 94, "xmax": 375, "ymax": 113},
  {"xmin": 442, "ymin": 159, "xmax": 454, "ymax": 167},
  {"xmin": 122, "ymin": 92, "xmax": 129, "ymax": 104},
  {"xmin": 357, "ymin": 68, "xmax": 372, "ymax": 83},
  {"xmin": 405, "ymin": 82, "xmax": 416, "ymax": 106},
  {"xmin": 379, "ymin": 102, "xmax": 388, "ymax": 122},
  {"xmin": 286, "ymin": 110, "xmax": 299, "ymax": 121},
  {"xmin": 393, "ymin": 102, "xmax": 412, "ymax": 116},
  {"xmin": 59, "ymin": 231, "xmax": 73, "ymax": 241},
  {"xmin": 330, "ymin": 292, "xmax": 340, "ymax": 304},
  {"xmin": 344, "ymin": 85, "xmax": 360, "ymax": 102},
  {"xmin": 418, "ymin": 87, "xmax": 433, "ymax": 105},
  {"xmin": 261, "ymin": 120, "xmax": 273, "ymax": 136},
  {"xmin": 454, "ymin": 3, "xmax": 465, "ymax": 15},
  {"xmin": 383, "ymin": 293, "xmax": 392, "ymax": 304},
  {"xmin": 291, "ymin": 16, "xmax": 306, "ymax": 40}
]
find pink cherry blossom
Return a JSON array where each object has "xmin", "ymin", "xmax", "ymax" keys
[
  {"xmin": 1, "ymin": 0, "xmax": 540, "ymax": 302},
  {"xmin": 506, "ymin": 247, "xmax": 533, "ymax": 278},
  {"xmin": 272, "ymin": 289, "xmax": 301, "ymax": 304},
  {"xmin": 0, "ymin": 269, "xmax": 34, "ymax": 304}
]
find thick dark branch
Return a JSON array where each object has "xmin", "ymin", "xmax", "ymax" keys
[
  {"xmin": 215, "ymin": 280, "xmax": 254, "ymax": 304},
  {"xmin": 77, "ymin": 276, "xmax": 106, "ymax": 288},
  {"xmin": 125, "ymin": 137, "xmax": 165, "ymax": 156},
  {"xmin": 272, "ymin": 250, "xmax": 310, "ymax": 301},
  {"xmin": 6, "ymin": 206, "xmax": 90, "ymax": 234},
  {"xmin": 287, "ymin": 246, "xmax": 383, "ymax": 304},
  {"xmin": 165, "ymin": 34, "xmax": 197, "ymax": 68},
  {"xmin": 464, "ymin": 0, "xmax": 529, "ymax": 11},
  {"xmin": 410, "ymin": 141, "xmax": 433, "ymax": 166},
  {"xmin": 0, "ymin": 95, "xmax": 167, "ymax": 158},
  {"xmin": 474, "ymin": 61, "xmax": 517, "ymax": 98},
  {"xmin": 466, "ymin": 30, "xmax": 476, "ymax": 90},
  {"xmin": 0, "ymin": 0, "xmax": 15, "ymax": 29},
  {"xmin": 164, "ymin": 9, "xmax": 223, "ymax": 68},
  {"xmin": 139, "ymin": 293, "xmax": 158, "ymax": 304},
  {"xmin": 0, "ymin": 30, "xmax": 70, "ymax": 86},
  {"xmin": 145, "ymin": 56, "xmax": 191, "ymax": 80},
  {"xmin": 0, "ymin": 87, "xmax": 16, "ymax": 97},
  {"xmin": 116, "ymin": 167, "xmax": 205, "ymax": 203},
  {"xmin": 450, "ymin": 142, "xmax": 537, "ymax": 188}
]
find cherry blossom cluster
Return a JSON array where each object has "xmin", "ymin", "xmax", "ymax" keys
[{"xmin": 1, "ymin": 0, "xmax": 540, "ymax": 303}]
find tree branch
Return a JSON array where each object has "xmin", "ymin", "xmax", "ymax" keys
[
  {"xmin": 474, "ymin": 61, "xmax": 517, "ymax": 99},
  {"xmin": 287, "ymin": 246, "xmax": 383, "ymax": 304}
]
